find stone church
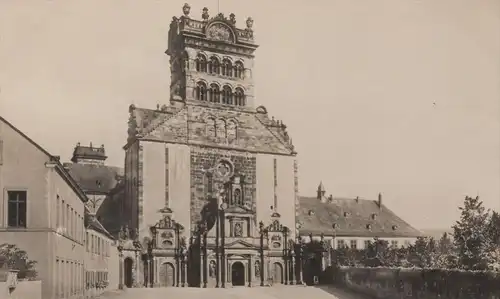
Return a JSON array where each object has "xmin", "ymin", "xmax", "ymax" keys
[{"xmin": 118, "ymin": 4, "xmax": 300, "ymax": 288}]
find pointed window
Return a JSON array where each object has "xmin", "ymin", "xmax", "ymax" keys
[{"xmin": 206, "ymin": 117, "xmax": 216, "ymax": 138}]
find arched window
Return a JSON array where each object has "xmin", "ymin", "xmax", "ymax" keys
[
  {"xmin": 233, "ymin": 88, "xmax": 245, "ymax": 106},
  {"xmin": 206, "ymin": 117, "xmax": 216, "ymax": 138},
  {"xmin": 221, "ymin": 59, "xmax": 233, "ymax": 77},
  {"xmin": 208, "ymin": 56, "xmax": 220, "ymax": 74},
  {"xmin": 215, "ymin": 119, "xmax": 226, "ymax": 138},
  {"xmin": 234, "ymin": 61, "xmax": 244, "ymax": 79},
  {"xmin": 209, "ymin": 84, "xmax": 220, "ymax": 103},
  {"xmin": 196, "ymin": 54, "xmax": 207, "ymax": 72},
  {"xmin": 227, "ymin": 120, "xmax": 238, "ymax": 142},
  {"xmin": 221, "ymin": 86, "xmax": 233, "ymax": 105},
  {"xmin": 196, "ymin": 82, "xmax": 207, "ymax": 101},
  {"xmin": 233, "ymin": 189, "xmax": 242, "ymax": 206}
]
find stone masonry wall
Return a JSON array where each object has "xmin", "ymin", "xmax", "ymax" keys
[{"xmin": 190, "ymin": 146, "xmax": 256, "ymax": 229}]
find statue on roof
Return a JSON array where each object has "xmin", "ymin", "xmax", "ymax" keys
[
  {"xmin": 229, "ymin": 13, "xmax": 236, "ymax": 25},
  {"xmin": 246, "ymin": 17, "xmax": 253, "ymax": 30},
  {"xmin": 202, "ymin": 7, "xmax": 209, "ymax": 21},
  {"xmin": 182, "ymin": 3, "xmax": 191, "ymax": 17}
]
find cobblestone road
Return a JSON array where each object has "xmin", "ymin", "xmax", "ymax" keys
[{"xmin": 98, "ymin": 285, "xmax": 367, "ymax": 299}]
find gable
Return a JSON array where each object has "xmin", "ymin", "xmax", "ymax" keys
[
  {"xmin": 133, "ymin": 104, "xmax": 296, "ymax": 156},
  {"xmin": 226, "ymin": 239, "xmax": 255, "ymax": 249}
]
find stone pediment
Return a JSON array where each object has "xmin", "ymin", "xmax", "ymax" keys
[
  {"xmin": 226, "ymin": 239, "xmax": 255, "ymax": 249},
  {"xmin": 224, "ymin": 205, "xmax": 253, "ymax": 215}
]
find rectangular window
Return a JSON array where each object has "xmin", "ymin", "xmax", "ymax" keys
[
  {"xmin": 86, "ymin": 232, "xmax": 89, "ymax": 252},
  {"xmin": 7, "ymin": 190, "xmax": 27, "ymax": 228},
  {"xmin": 66, "ymin": 204, "xmax": 70, "ymax": 235},
  {"xmin": 74, "ymin": 210, "xmax": 77, "ymax": 240},
  {"xmin": 350, "ymin": 240, "xmax": 357, "ymax": 249},
  {"xmin": 56, "ymin": 196, "xmax": 60, "ymax": 228},
  {"xmin": 391, "ymin": 240, "xmax": 399, "ymax": 248},
  {"xmin": 337, "ymin": 239, "xmax": 345, "ymax": 248}
]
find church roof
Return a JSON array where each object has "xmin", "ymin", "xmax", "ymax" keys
[
  {"xmin": 298, "ymin": 196, "xmax": 422, "ymax": 238},
  {"xmin": 125, "ymin": 104, "xmax": 296, "ymax": 155},
  {"xmin": 64, "ymin": 163, "xmax": 123, "ymax": 194}
]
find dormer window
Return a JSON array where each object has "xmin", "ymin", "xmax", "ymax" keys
[
  {"xmin": 371, "ymin": 213, "xmax": 377, "ymax": 220},
  {"xmin": 366, "ymin": 224, "xmax": 372, "ymax": 230},
  {"xmin": 308, "ymin": 210, "xmax": 315, "ymax": 216},
  {"xmin": 344, "ymin": 212, "xmax": 350, "ymax": 217},
  {"xmin": 332, "ymin": 223, "xmax": 338, "ymax": 229},
  {"xmin": 392, "ymin": 225, "xmax": 398, "ymax": 231}
]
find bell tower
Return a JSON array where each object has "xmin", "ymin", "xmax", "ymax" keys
[{"xmin": 166, "ymin": 3, "xmax": 258, "ymax": 111}]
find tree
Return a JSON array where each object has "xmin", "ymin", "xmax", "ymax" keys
[
  {"xmin": 0, "ymin": 244, "xmax": 38, "ymax": 280},
  {"xmin": 452, "ymin": 196, "xmax": 491, "ymax": 270}
]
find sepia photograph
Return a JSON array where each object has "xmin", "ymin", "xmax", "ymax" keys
[{"xmin": 0, "ymin": 1, "xmax": 499, "ymax": 298}]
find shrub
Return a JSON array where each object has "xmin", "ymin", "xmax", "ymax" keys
[{"xmin": 0, "ymin": 244, "xmax": 38, "ymax": 280}]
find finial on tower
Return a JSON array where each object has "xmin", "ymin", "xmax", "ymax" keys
[
  {"xmin": 182, "ymin": 3, "xmax": 191, "ymax": 17},
  {"xmin": 246, "ymin": 17, "xmax": 254, "ymax": 30},
  {"xmin": 202, "ymin": 7, "xmax": 209, "ymax": 21}
]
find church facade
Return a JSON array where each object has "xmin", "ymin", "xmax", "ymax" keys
[{"xmin": 119, "ymin": 4, "xmax": 300, "ymax": 288}]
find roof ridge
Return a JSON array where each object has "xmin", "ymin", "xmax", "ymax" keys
[
  {"xmin": 253, "ymin": 113, "xmax": 295, "ymax": 154},
  {"xmin": 142, "ymin": 108, "xmax": 184, "ymax": 136}
]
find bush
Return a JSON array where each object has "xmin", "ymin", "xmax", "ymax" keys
[{"xmin": 0, "ymin": 244, "xmax": 38, "ymax": 280}]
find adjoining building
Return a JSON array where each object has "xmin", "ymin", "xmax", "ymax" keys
[
  {"xmin": 298, "ymin": 182, "xmax": 422, "ymax": 249},
  {"xmin": 0, "ymin": 116, "xmax": 118, "ymax": 299}
]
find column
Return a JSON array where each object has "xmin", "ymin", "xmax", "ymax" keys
[
  {"xmin": 200, "ymin": 249, "xmax": 205, "ymax": 288},
  {"xmin": 290, "ymin": 255, "xmax": 295, "ymax": 285},
  {"xmin": 247, "ymin": 256, "xmax": 252, "ymax": 287},
  {"xmin": 183, "ymin": 259, "xmax": 188, "ymax": 287},
  {"xmin": 135, "ymin": 252, "xmax": 141, "ymax": 287}
]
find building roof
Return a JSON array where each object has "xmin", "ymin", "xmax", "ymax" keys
[
  {"xmin": 0, "ymin": 115, "xmax": 89, "ymax": 203},
  {"xmin": 125, "ymin": 104, "xmax": 296, "ymax": 156},
  {"xmin": 298, "ymin": 196, "xmax": 422, "ymax": 238},
  {"xmin": 84, "ymin": 212, "xmax": 115, "ymax": 240},
  {"xmin": 71, "ymin": 143, "xmax": 107, "ymax": 162},
  {"xmin": 64, "ymin": 163, "xmax": 123, "ymax": 194}
]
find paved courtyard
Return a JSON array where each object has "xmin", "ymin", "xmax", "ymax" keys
[{"xmin": 99, "ymin": 285, "xmax": 367, "ymax": 299}]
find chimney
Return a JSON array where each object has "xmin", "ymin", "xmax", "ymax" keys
[{"xmin": 378, "ymin": 193, "xmax": 382, "ymax": 209}]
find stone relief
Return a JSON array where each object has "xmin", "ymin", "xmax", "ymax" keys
[{"xmin": 206, "ymin": 23, "xmax": 233, "ymax": 43}]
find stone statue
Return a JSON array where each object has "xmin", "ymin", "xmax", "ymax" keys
[
  {"xmin": 255, "ymin": 261, "xmax": 260, "ymax": 277},
  {"xmin": 246, "ymin": 17, "xmax": 253, "ymax": 29},
  {"xmin": 182, "ymin": 3, "xmax": 191, "ymax": 17},
  {"xmin": 124, "ymin": 225, "xmax": 130, "ymax": 240},
  {"xmin": 234, "ymin": 223, "xmax": 243, "ymax": 237},
  {"xmin": 229, "ymin": 13, "xmax": 236, "ymax": 25},
  {"xmin": 202, "ymin": 7, "xmax": 209, "ymax": 21},
  {"xmin": 209, "ymin": 261, "xmax": 216, "ymax": 277}
]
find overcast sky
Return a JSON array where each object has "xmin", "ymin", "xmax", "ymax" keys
[{"xmin": 1, "ymin": 0, "xmax": 499, "ymax": 230}]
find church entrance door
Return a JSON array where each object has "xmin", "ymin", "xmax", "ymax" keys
[
  {"xmin": 159, "ymin": 262, "xmax": 175, "ymax": 287},
  {"xmin": 231, "ymin": 262, "xmax": 245, "ymax": 286},
  {"xmin": 273, "ymin": 262, "xmax": 283, "ymax": 284},
  {"xmin": 124, "ymin": 258, "xmax": 133, "ymax": 288}
]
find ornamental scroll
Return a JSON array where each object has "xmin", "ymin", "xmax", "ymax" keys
[{"xmin": 206, "ymin": 23, "xmax": 234, "ymax": 43}]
